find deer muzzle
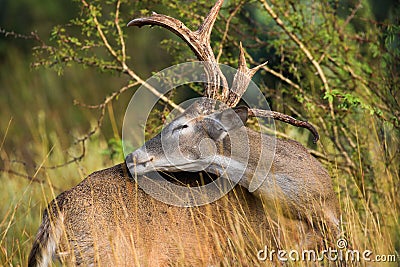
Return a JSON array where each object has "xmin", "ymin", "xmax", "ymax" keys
[{"xmin": 125, "ymin": 149, "xmax": 155, "ymax": 175}]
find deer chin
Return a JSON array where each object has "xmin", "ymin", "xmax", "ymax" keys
[
  {"xmin": 149, "ymin": 157, "xmax": 211, "ymax": 173},
  {"xmin": 125, "ymin": 160, "xmax": 150, "ymax": 175},
  {"xmin": 125, "ymin": 152, "xmax": 154, "ymax": 175}
]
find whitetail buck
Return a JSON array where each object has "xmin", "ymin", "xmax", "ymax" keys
[{"xmin": 28, "ymin": 0, "xmax": 339, "ymax": 266}]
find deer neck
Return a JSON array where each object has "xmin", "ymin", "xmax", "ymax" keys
[{"xmin": 205, "ymin": 127, "xmax": 275, "ymax": 190}]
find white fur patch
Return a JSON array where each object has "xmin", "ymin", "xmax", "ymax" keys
[{"xmin": 39, "ymin": 213, "xmax": 64, "ymax": 267}]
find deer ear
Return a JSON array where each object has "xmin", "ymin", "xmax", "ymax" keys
[
  {"xmin": 233, "ymin": 106, "xmax": 249, "ymax": 125},
  {"xmin": 207, "ymin": 106, "xmax": 248, "ymax": 141}
]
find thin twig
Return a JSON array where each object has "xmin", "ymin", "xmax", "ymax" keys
[
  {"xmin": 0, "ymin": 169, "xmax": 61, "ymax": 191},
  {"xmin": 216, "ymin": 1, "xmax": 243, "ymax": 62},
  {"xmin": 114, "ymin": 0, "xmax": 126, "ymax": 64},
  {"xmin": 81, "ymin": 0, "xmax": 183, "ymax": 112},
  {"xmin": 339, "ymin": 0, "xmax": 363, "ymax": 34},
  {"xmin": 259, "ymin": 0, "xmax": 336, "ymax": 118},
  {"xmin": 235, "ymin": 40, "xmax": 310, "ymax": 101},
  {"xmin": 74, "ymin": 82, "xmax": 139, "ymax": 109}
]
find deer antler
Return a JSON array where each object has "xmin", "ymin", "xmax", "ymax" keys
[
  {"xmin": 127, "ymin": 0, "xmax": 319, "ymax": 141},
  {"xmin": 226, "ymin": 42, "xmax": 268, "ymax": 107},
  {"xmin": 127, "ymin": 0, "xmax": 228, "ymax": 101},
  {"xmin": 248, "ymin": 108, "xmax": 319, "ymax": 142}
]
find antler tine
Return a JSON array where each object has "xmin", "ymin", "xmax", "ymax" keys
[
  {"xmin": 227, "ymin": 44, "xmax": 318, "ymax": 141},
  {"xmin": 248, "ymin": 108, "xmax": 320, "ymax": 143},
  {"xmin": 197, "ymin": 0, "xmax": 223, "ymax": 45},
  {"xmin": 226, "ymin": 42, "xmax": 268, "ymax": 107},
  {"xmin": 127, "ymin": 0, "xmax": 229, "ymax": 102}
]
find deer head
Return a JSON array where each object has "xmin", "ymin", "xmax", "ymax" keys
[{"xmin": 125, "ymin": 0, "xmax": 319, "ymax": 187}]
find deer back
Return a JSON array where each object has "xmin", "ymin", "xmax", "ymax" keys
[{"xmin": 31, "ymin": 163, "xmax": 309, "ymax": 266}]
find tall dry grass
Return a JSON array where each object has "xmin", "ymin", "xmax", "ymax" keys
[{"xmin": 1, "ymin": 128, "xmax": 398, "ymax": 265}]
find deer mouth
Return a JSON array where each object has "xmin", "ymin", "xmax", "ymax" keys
[
  {"xmin": 126, "ymin": 151, "xmax": 214, "ymax": 175},
  {"xmin": 125, "ymin": 153, "xmax": 155, "ymax": 174}
]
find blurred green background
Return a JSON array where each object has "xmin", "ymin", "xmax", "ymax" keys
[{"xmin": 0, "ymin": 0, "xmax": 178, "ymax": 162}]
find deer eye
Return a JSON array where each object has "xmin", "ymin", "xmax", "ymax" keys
[{"xmin": 172, "ymin": 124, "xmax": 189, "ymax": 134}]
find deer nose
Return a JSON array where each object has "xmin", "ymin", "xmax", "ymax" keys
[
  {"xmin": 125, "ymin": 153, "xmax": 134, "ymax": 168},
  {"xmin": 125, "ymin": 152, "xmax": 154, "ymax": 167},
  {"xmin": 140, "ymin": 156, "xmax": 154, "ymax": 166}
]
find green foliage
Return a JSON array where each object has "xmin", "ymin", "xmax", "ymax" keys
[{"xmin": 102, "ymin": 137, "xmax": 124, "ymax": 160}]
